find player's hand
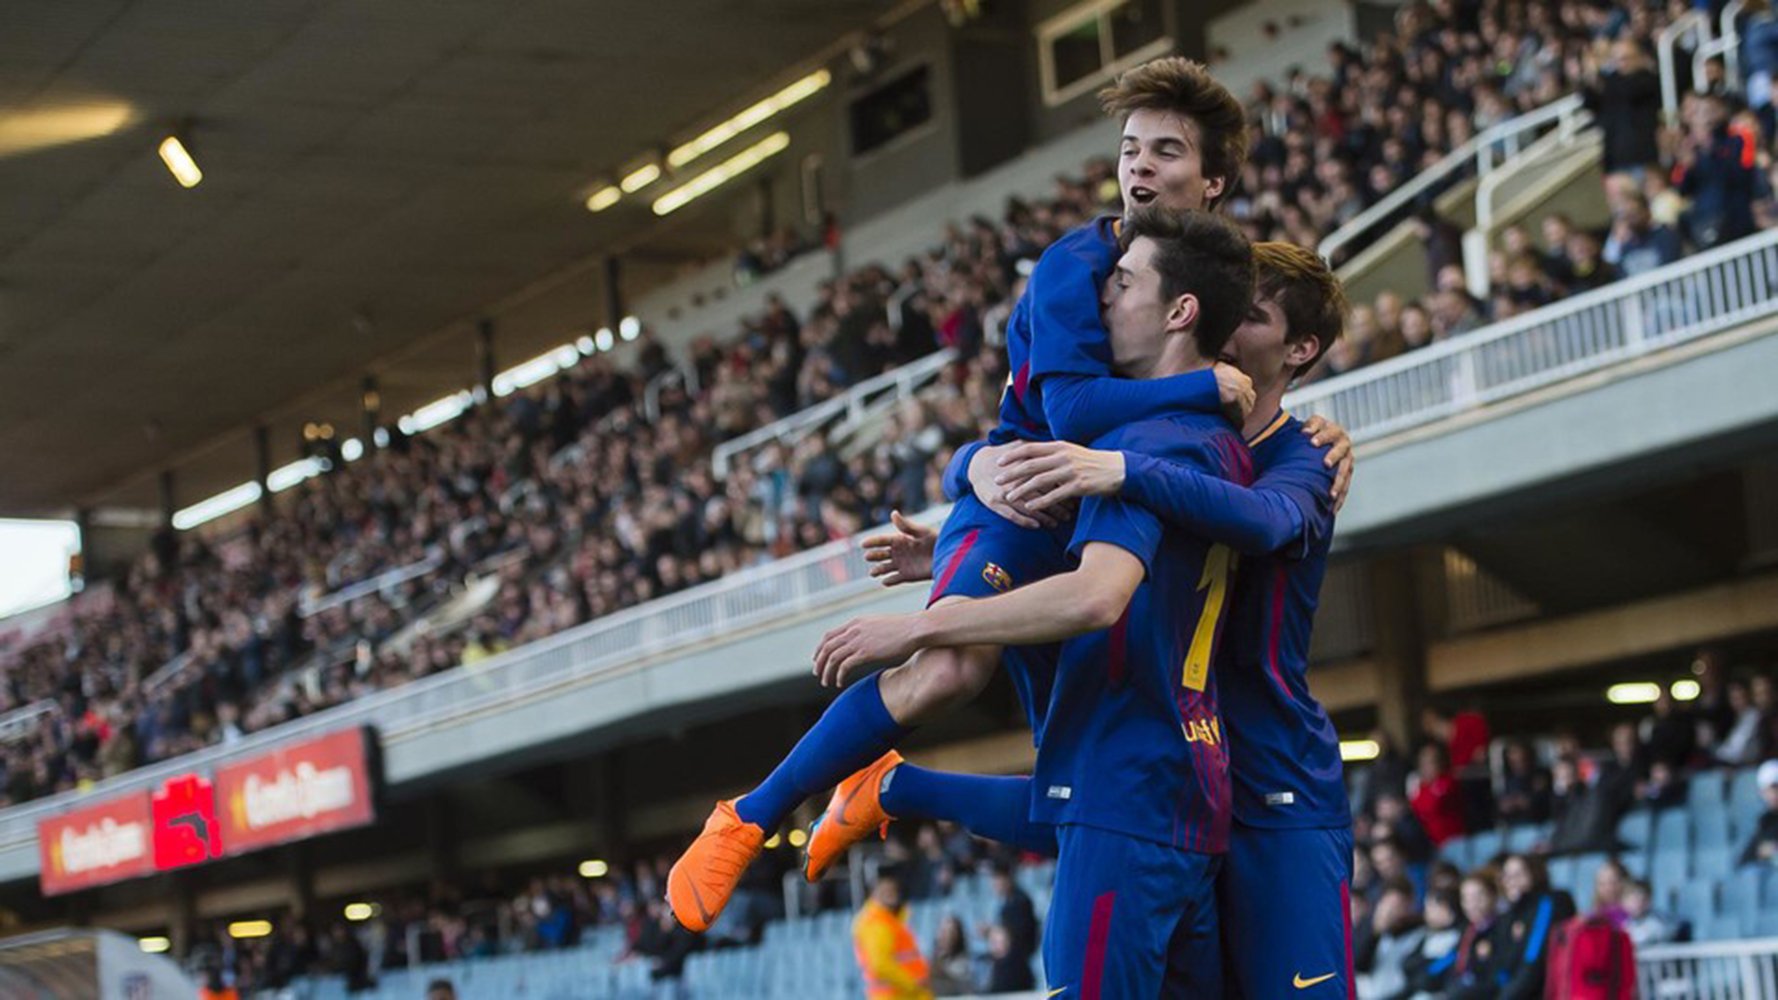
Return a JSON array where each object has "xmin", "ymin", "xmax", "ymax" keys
[
  {"xmin": 1301, "ymin": 414, "xmax": 1355, "ymax": 513},
  {"xmin": 968, "ymin": 444, "xmax": 1065, "ymax": 530},
  {"xmin": 1214, "ymin": 362, "xmax": 1256, "ymax": 424},
  {"xmin": 996, "ymin": 441, "xmax": 1121, "ymax": 512},
  {"xmin": 862, "ymin": 510, "xmax": 937, "ymax": 587},
  {"xmin": 813, "ymin": 614, "xmax": 922, "ymax": 687}
]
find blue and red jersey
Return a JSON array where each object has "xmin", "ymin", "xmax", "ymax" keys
[
  {"xmin": 1119, "ymin": 409, "xmax": 1347, "ymax": 830},
  {"xmin": 1030, "ymin": 412, "xmax": 1254, "ymax": 855}
]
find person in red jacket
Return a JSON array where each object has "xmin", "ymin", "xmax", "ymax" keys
[{"xmin": 1410, "ymin": 742, "xmax": 1467, "ymax": 846}]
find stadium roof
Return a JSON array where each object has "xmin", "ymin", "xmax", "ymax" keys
[{"xmin": 0, "ymin": 0, "xmax": 903, "ymax": 518}]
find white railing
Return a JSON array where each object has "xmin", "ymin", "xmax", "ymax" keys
[
  {"xmin": 1463, "ymin": 119, "xmax": 1600, "ymax": 297},
  {"xmin": 711, "ymin": 348, "xmax": 956, "ymax": 478},
  {"xmin": 1639, "ymin": 938, "xmax": 1778, "ymax": 999},
  {"xmin": 1319, "ymin": 93, "xmax": 1589, "ymax": 264},
  {"xmin": 1660, "ymin": 10, "xmax": 1713, "ymax": 124},
  {"xmin": 0, "ymin": 701, "xmax": 56, "ymax": 744},
  {"xmin": 300, "ymin": 550, "xmax": 446, "ymax": 618},
  {"xmin": 1290, "ymin": 227, "xmax": 1778, "ymax": 442}
]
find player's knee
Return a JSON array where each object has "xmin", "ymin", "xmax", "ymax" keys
[{"xmin": 911, "ymin": 648, "xmax": 994, "ymax": 715}]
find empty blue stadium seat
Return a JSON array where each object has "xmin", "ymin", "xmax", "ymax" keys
[
  {"xmin": 1503, "ymin": 823, "xmax": 1542, "ymax": 853},
  {"xmin": 1440, "ymin": 833, "xmax": 1473, "ymax": 869},
  {"xmin": 1615, "ymin": 808, "xmax": 1653, "ymax": 854},
  {"xmin": 1652, "ymin": 807, "xmax": 1692, "ymax": 857},
  {"xmin": 1467, "ymin": 828, "xmax": 1503, "ymax": 864},
  {"xmin": 1649, "ymin": 846, "xmax": 1689, "ymax": 910},
  {"xmin": 1672, "ymin": 879, "xmax": 1715, "ymax": 927},
  {"xmin": 1694, "ymin": 842, "xmax": 1733, "ymax": 879}
]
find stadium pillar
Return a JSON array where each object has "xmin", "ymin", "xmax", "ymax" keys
[
  {"xmin": 170, "ymin": 877, "xmax": 197, "ymax": 957},
  {"xmin": 254, "ymin": 424, "xmax": 272, "ymax": 510},
  {"xmin": 287, "ymin": 843, "xmax": 317, "ymax": 924},
  {"xmin": 1367, "ymin": 549, "xmax": 1440, "ymax": 749},
  {"xmin": 603, "ymin": 256, "xmax": 624, "ymax": 331},
  {"xmin": 361, "ymin": 375, "xmax": 381, "ymax": 446},
  {"xmin": 476, "ymin": 319, "xmax": 496, "ymax": 398},
  {"xmin": 158, "ymin": 469, "xmax": 176, "ymax": 527},
  {"xmin": 425, "ymin": 796, "xmax": 458, "ymax": 886}
]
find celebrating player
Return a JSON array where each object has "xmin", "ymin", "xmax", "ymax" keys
[
  {"xmin": 825, "ymin": 241, "xmax": 1356, "ymax": 998},
  {"xmin": 665, "ymin": 56, "xmax": 1254, "ymax": 935}
]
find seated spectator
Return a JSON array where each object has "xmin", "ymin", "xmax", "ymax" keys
[
  {"xmin": 1544, "ymin": 755, "xmax": 1625, "ymax": 856},
  {"xmin": 928, "ymin": 915, "xmax": 977, "ymax": 996},
  {"xmin": 1356, "ymin": 878, "xmax": 1425, "ymax": 1000},
  {"xmin": 1740, "ymin": 759, "xmax": 1778, "ymax": 867},
  {"xmin": 1560, "ymin": 230, "xmax": 1618, "ymax": 294},
  {"xmin": 1353, "ymin": 729, "xmax": 1411, "ymax": 820},
  {"xmin": 983, "ymin": 923, "xmax": 1034, "ymax": 994},
  {"xmin": 986, "ymin": 863, "xmax": 1037, "ymax": 972},
  {"xmin": 1495, "ymin": 740, "xmax": 1552, "ymax": 826},
  {"xmin": 1713, "ymin": 678, "xmax": 1764, "ymax": 766},
  {"xmin": 1410, "ymin": 743, "xmax": 1467, "ymax": 847},
  {"xmin": 1370, "ymin": 837, "xmax": 1427, "ymax": 905},
  {"xmin": 1401, "ymin": 888, "xmax": 1464, "ymax": 998},
  {"xmin": 1374, "ymin": 792, "xmax": 1435, "ymax": 863},
  {"xmin": 1446, "ymin": 873, "xmax": 1507, "ymax": 1000},
  {"xmin": 1640, "ymin": 689, "xmax": 1697, "ymax": 772},
  {"xmin": 1586, "ymin": 858, "xmax": 1630, "ymax": 925},
  {"xmin": 1622, "ymin": 879, "xmax": 1678, "ymax": 948},
  {"xmin": 1495, "ymin": 853, "xmax": 1576, "ymax": 999},
  {"xmin": 1603, "ymin": 191, "xmax": 1683, "ymax": 278},
  {"xmin": 1637, "ymin": 760, "xmax": 1688, "ymax": 810}
]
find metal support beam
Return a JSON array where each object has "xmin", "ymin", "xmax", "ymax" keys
[
  {"xmin": 475, "ymin": 319, "xmax": 496, "ymax": 398},
  {"xmin": 361, "ymin": 375, "xmax": 381, "ymax": 447},
  {"xmin": 253, "ymin": 424, "xmax": 272, "ymax": 509}
]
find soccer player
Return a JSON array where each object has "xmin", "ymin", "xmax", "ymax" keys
[
  {"xmin": 666, "ymin": 56, "xmax": 1253, "ymax": 934},
  {"xmin": 830, "ymin": 241, "xmax": 1356, "ymax": 998},
  {"xmin": 814, "ymin": 207, "xmax": 1257, "ymax": 996}
]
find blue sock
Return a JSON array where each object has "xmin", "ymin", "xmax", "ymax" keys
[
  {"xmin": 881, "ymin": 765, "xmax": 1059, "ymax": 857},
  {"xmin": 733, "ymin": 674, "xmax": 911, "ymax": 831}
]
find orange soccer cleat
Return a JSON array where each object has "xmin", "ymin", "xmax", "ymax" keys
[
  {"xmin": 804, "ymin": 750, "xmax": 902, "ymax": 882},
  {"xmin": 666, "ymin": 799, "xmax": 766, "ymax": 933}
]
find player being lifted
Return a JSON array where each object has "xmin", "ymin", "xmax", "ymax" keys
[
  {"xmin": 823, "ymin": 240, "xmax": 1356, "ymax": 999},
  {"xmin": 666, "ymin": 55, "xmax": 1256, "ymax": 933}
]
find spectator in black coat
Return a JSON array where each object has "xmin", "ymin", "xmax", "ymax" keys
[
  {"xmin": 984, "ymin": 923, "xmax": 1036, "ymax": 993},
  {"xmin": 1581, "ymin": 38, "xmax": 1663, "ymax": 177},
  {"xmin": 1494, "ymin": 854, "xmax": 1577, "ymax": 999},
  {"xmin": 1495, "ymin": 740, "xmax": 1553, "ymax": 826},
  {"xmin": 1446, "ymin": 873, "xmax": 1509, "ymax": 1000},
  {"xmin": 1676, "ymin": 94, "xmax": 1762, "ymax": 250},
  {"xmin": 1740, "ymin": 760, "xmax": 1778, "ymax": 867},
  {"xmin": 1641, "ymin": 689, "xmax": 1698, "ymax": 772},
  {"xmin": 987, "ymin": 864, "xmax": 1037, "ymax": 966}
]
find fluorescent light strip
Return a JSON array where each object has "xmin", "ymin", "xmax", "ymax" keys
[
  {"xmin": 585, "ymin": 185, "xmax": 621, "ymax": 212},
  {"xmin": 653, "ymin": 132, "xmax": 790, "ymax": 216},
  {"xmin": 158, "ymin": 136, "xmax": 202, "ymax": 188},
  {"xmin": 1606, "ymin": 682, "xmax": 1662, "ymax": 705},
  {"xmin": 398, "ymin": 391, "xmax": 473, "ymax": 435},
  {"xmin": 620, "ymin": 163, "xmax": 661, "ymax": 192},
  {"xmin": 1339, "ymin": 739, "xmax": 1380, "ymax": 762},
  {"xmin": 492, "ymin": 345, "xmax": 583, "ymax": 396},
  {"xmin": 667, "ymin": 69, "xmax": 830, "ymax": 168},
  {"xmin": 267, "ymin": 457, "xmax": 326, "ymax": 493},
  {"xmin": 138, "ymin": 937, "xmax": 171, "ymax": 954},
  {"xmin": 172, "ymin": 482, "xmax": 262, "ymax": 531}
]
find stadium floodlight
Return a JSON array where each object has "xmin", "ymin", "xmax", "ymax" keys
[
  {"xmin": 584, "ymin": 185, "xmax": 621, "ymax": 213},
  {"xmin": 138, "ymin": 937, "xmax": 171, "ymax": 954},
  {"xmin": 620, "ymin": 162, "xmax": 661, "ymax": 192},
  {"xmin": 492, "ymin": 345, "xmax": 580, "ymax": 397},
  {"xmin": 341, "ymin": 437, "xmax": 364, "ymax": 462},
  {"xmin": 653, "ymin": 132, "xmax": 790, "ymax": 216},
  {"xmin": 397, "ymin": 391, "xmax": 473, "ymax": 435},
  {"xmin": 577, "ymin": 334, "xmax": 597, "ymax": 354},
  {"xmin": 227, "ymin": 920, "xmax": 273, "ymax": 939},
  {"xmin": 1606, "ymin": 682, "xmax": 1662, "ymax": 705},
  {"xmin": 619, "ymin": 315, "xmax": 642, "ymax": 341},
  {"xmin": 1670, "ymin": 679, "xmax": 1701, "ymax": 701},
  {"xmin": 1338, "ymin": 739, "xmax": 1380, "ymax": 762},
  {"xmin": 172, "ymin": 482, "xmax": 262, "ymax": 531},
  {"xmin": 786, "ymin": 828, "xmax": 809, "ymax": 848},
  {"xmin": 578, "ymin": 859, "xmax": 609, "ymax": 878},
  {"xmin": 157, "ymin": 135, "xmax": 202, "ymax": 188},
  {"xmin": 594, "ymin": 327, "xmax": 615, "ymax": 352},
  {"xmin": 668, "ymin": 69, "xmax": 830, "ymax": 169},
  {"xmin": 763, "ymin": 833, "xmax": 783, "ymax": 849},
  {"xmin": 343, "ymin": 903, "xmax": 375, "ymax": 922}
]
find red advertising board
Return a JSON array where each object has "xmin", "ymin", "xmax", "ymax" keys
[
  {"xmin": 37, "ymin": 794, "xmax": 154, "ymax": 896},
  {"xmin": 214, "ymin": 728, "xmax": 377, "ymax": 854}
]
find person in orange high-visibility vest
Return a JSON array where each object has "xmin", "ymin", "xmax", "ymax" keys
[{"xmin": 853, "ymin": 867, "xmax": 932, "ymax": 1000}]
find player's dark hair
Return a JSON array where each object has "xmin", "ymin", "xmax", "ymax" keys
[
  {"xmin": 1252, "ymin": 241, "xmax": 1348, "ymax": 379},
  {"xmin": 1099, "ymin": 57, "xmax": 1249, "ymax": 209},
  {"xmin": 1119, "ymin": 206, "xmax": 1254, "ymax": 361}
]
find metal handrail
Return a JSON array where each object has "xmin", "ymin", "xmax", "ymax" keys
[
  {"xmin": 299, "ymin": 550, "xmax": 446, "ymax": 618},
  {"xmin": 1659, "ymin": 10, "xmax": 1712, "ymax": 124},
  {"xmin": 0, "ymin": 701, "xmax": 57, "ymax": 744},
  {"xmin": 1319, "ymin": 94, "xmax": 1587, "ymax": 264},
  {"xmin": 1463, "ymin": 114, "xmax": 1598, "ymax": 297},
  {"xmin": 711, "ymin": 348, "xmax": 956, "ymax": 478}
]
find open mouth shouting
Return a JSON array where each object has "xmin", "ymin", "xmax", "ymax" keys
[{"xmin": 1128, "ymin": 184, "xmax": 1158, "ymax": 206}]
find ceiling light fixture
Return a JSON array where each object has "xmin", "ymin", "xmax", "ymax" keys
[
  {"xmin": 584, "ymin": 185, "xmax": 621, "ymax": 213},
  {"xmin": 158, "ymin": 135, "xmax": 202, "ymax": 188},
  {"xmin": 653, "ymin": 132, "xmax": 790, "ymax": 216},
  {"xmin": 667, "ymin": 69, "xmax": 830, "ymax": 169},
  {"xmin": 620, "ymin": 163, "xmax": 661, "ymax": 192}
]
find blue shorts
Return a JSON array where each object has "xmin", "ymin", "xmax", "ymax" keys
[
  {"xmin": 1043, "ymin": 823, "xmax": 1222, "ymax": 999},
  {"xmin": 928, "ymin": 495, "xmax": 1071, "ymax": 738},
  {"xmin": 1219, "ymin": 824, "xmax": 1354, "ymax": 999}
]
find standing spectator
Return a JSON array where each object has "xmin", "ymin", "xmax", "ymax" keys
[
  {"xmin": 1495, "ymin": 854, "xmax": 1576, "ymax": 999},
  {"xmin": 983, "ymin": 924, "xmax": 1036, "ymax": 994},
  {"xmin": 1676, "ymin": 93, "xmax": 1762, "ymax": 250},
  {"xmin": 1603, "ymin": 192, "xmax": 1684, "ymax": 279},
  {"xmin": 985, "ymin": 864, "xmax": 1037, "ymax": 971},
  {"xmin": 1740, "ymin": 759, "xmax": 1778, "ymax": 867},
  {"xmin": 1353, "ymin": 729, "xmax": 1412, "ymax": 820},
  {"xmin": 1410, "ymin": 743, "xmax": 1468, "ymax": 847},
  {"xmin": 852, "ymin": 869, "xmax": 931, "ymax": 1000},
  {"xmin": 1423, "ymin": 706, "xmax": 1492, "ymax": 772},
  {"xmin": 1717, "ymin": 679, "xmax": 1766, "ymax": 766},
  {"xmin": 927, "ymin": 915, "xmax": 977, "ymax": 996},
  {"xmin": 1641, "ymin": 689, "xmax": 1698, "ymax": 772},
  {"xmin": 1581, "ymin": 38, "xmax": 1663, "ymax": 178}
]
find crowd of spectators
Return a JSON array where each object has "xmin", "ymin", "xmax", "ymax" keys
[{"xmin": 1346, "ymin": 650, "xmax": 1778, "ymax": 998}]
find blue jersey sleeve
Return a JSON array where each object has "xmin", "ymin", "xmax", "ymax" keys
[
  {"xmin": 1119, "ymin": 431, "xmax": 1334, "ymax": 559},
  {"xmin": 1025, "ymin": 234, "xmax": 1116, "ymax": 383},
  {"xmin": 1041, "ymin": 369, "xmax": 1223, "ymax": 444},
  {"xmin": 1068, "ymin": 420, "xmax": 1228, "ymax": 575},
  {"xmin": 942, "ymin": 441, "xmax": 986, "ymax": 502}
]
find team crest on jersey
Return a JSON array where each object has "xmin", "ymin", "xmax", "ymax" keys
[{"xmin": 982, "ymin": 562, "xmax": 1013, "ymax": 592}]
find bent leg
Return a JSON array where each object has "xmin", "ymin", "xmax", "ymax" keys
[{"xmin": 880, "ymin": 767, "xmax": 1058, "ymax": 856}]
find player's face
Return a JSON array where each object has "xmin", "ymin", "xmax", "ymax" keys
[
  {"xmin": 1102, "ymin": 237, "xmax": 1193, "ymax": 376},
  {"xmin": 1119, "ymin": 109, "xmax": 1223, "ymax": 215},
  {"xmin": 1222, "ymin": 293, "xmax": 1320, "ymax": 391}
]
